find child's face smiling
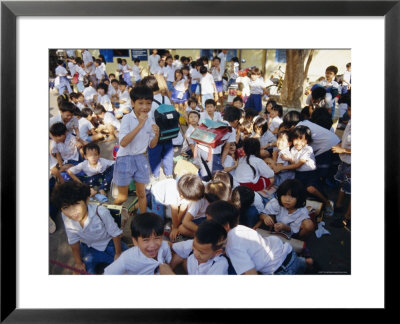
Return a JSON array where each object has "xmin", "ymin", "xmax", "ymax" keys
[
  {"xmin": 293, "ymin": 135, "xmax": 308, "ymax": 151},
  {"xmin": 61, "ymin": 111, "xmax": 73, "ymax": 124},
  {"xmin": 277, "ymin": 135, "xmax": 290, "ymax": 151},
  {"xmin": 132, "ymin": 98, "xmax": 152, "ymax": 115},
  {"xmin": 61, "ymin": 200, "xmax": 88, "ymax": 223},
  {"xmin": 280, "ymin": 193, "xmax": 297, "ymax": 211},
  {"xmin": 250, "ymin": 74, "xmax": 259, "ymax": 81},
  {"xmin": 233, "ymin": 101, "xmax": 242, "ymax": 109},
  {"xmin": 269, "ymin": 109, "xmax": 278, "ymax": 119},
  {"xmin": 132, "ymin": 232, "xmax": 162, "ymax": 259}
]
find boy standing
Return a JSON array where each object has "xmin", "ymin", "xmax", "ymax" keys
[{"xmin": 112, "ymin": 85, "xmax": 160, "ymax": 214}]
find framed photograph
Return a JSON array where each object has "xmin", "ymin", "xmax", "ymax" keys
[{"xmin": 1, "ymin": 0, "xmax": 396, "ymax": 321}]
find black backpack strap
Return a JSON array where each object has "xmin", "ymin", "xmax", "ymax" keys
[
  {"xmin": 153, "ymin": 98, "xmax": 162, "ymax": 106},
  {"xmin": 162, "ymin": 95, "xmax": 165, "ymax": 104},
  {"xmin": 200, "ymin": 156, "xmax": 213, "ymax": 180}
]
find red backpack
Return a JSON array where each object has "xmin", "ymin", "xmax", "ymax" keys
[{"xmin": 190, "ymin": 119, "xmax": 231, "ymax": 149}]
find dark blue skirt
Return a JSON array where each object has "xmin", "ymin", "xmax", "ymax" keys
[
  {"xmin": 245, "ymin": 94, "xmax": 262, "ymax": 112},
  {"xmin": 171, "ymin": 88, "xmax": 189, "ymax": 103}
]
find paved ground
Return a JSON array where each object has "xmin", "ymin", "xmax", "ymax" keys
[{"xmin": 49, "ymin": 88, "xmax": 350, "ymax": 275}]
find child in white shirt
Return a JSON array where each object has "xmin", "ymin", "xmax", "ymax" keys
[
  {"xmin": 96, "ymin": 83, "xmax": 112, "ymax": 112},
  {"xmin": 77, "ymin": 108, "xmax": 104, "ymax": 143},
  {"xmin": 104, "ymin": 212, "xmax": 172, "ymax": 275},
  {"xmin": 50, "ymin": 101, "xmax": 80, "ymax": 139},
  {"xmin": 268, "ymin": 104, "xmax": 283, "ymax": 135},
  {"xmin": 199, "ymin": 66, "xmax": 218, "ymax": 109},
  {"xmin": 234, "ymin": 138, "xmax": 274, "ymax": 192},
  {"xmin": 185, "ymin": 97, "xmax": 203, "ymax": 115},
  {"xmin": 252, "ymin": 116, "xmax": 276, "ymax": 160},
  {"xmin": 116, "ymin": 80, "xmax": 132, "ymax": 118},
  {"xmin": 132, "ymin": 58, "xmax": 142, "ymax": 84},
  {"xmin": 51, "ymin": 182, "xmax": 127, "ymax": 274},
  {"xmin": 206, "ymin": 200, "xmax": 312, "ymax": 274},
  {"xmin": 55, "ymin": 60, "xmax": 72, "ymax": 95},
  {"xmin": 244, "ymin": 68, "xmax": 273, "ymax": 112},
  {"xmin": 222, "ymin": 142, "xmax": 238, "ymax": 178},
  {"xmin": 93, "ymin": 105, "xmax": 120, "ymax": 141},
  {"xmin": 164, "ymin": 220, "xmax": 228, "ymax": 275},
  {"xmin": 121, "ymin": 59, "xmax": 132, "ymax": 87},
  {"xmin": 259, "ymin": 179, "xmax": 315, "ymax": 238},
  {"xmin": 94, "ymin": 59, "xmax": 105, "ymax": 84},
  {"xmin": 210, "ymin": 56, "xmax": 224, "ymax": 108},
  {"xmin": 181, "ymin": 110, "xmax": 200, "ymax": 157},
  {"xmin": 200, "ymin": 99, "xmax": 222, "ymax": 122},
  {"xmin": 171, "ymin": 69, "xmax": 190, "ymax": 118}
]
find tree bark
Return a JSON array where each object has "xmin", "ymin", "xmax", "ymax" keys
[{"xmin": 280, "ymin": 49, "xmax": 313, "ymax": 108}]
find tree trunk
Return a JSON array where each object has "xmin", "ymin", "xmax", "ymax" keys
[{"xmin": 280, "ymin": 49, "xmax": 313, "ymax": 108}]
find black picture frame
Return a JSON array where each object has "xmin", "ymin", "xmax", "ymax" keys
[{"xmin": 1, "ymin": 0, "xmax": 396, "ymax": 321}]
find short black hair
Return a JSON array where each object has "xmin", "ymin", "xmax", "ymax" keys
[
  {"xmin": 292, "ymin": 125, "xmax": 312, "ymax": 144},
  {"xmin": 119, "ymin": 80, "xmax": 128, "ymax": 87},
  {"xmin": 97, "ymin": 82, "xmax": 109, "ymax": 93},
  {"xmin": 174, "ymin": 54, "xmax": 179, "ymax": 60},
  {"xmin": 57, "ymin": 60, "xmax": 64, "ymax": 65},
  {"xmin": 134, "ymin": 58, "xmax": 141, "ymax": 63},
  {"xmin": 244, "ymin": 108, "xmax": 259, "ymax": 119},
  {"xmin": 195, "ymin": 220, "xmax": 227, "ymax": 251},
  {"xmin": 271, "ymin": 104, "xmax": 283, "ymax": 117},
  {"xmin": 223, "ymin": 106, "xmax": 242, "ymax": 123},
  {"xmin": 57, "ymin": 94, "xmax": 69, "ymax": 109},
  {"xmin": 276, "ymin": 179, "xmax": 307, "ymax": 209},
  {"xmin": 165, "ymin": 55, "xmax": 173, "ymax": 61},
  {"xmin": 233, "ymin": 96, "xmax": 243, "ymax": 104},
  {"xmin": 206, "ymin": 200, "xmax": 239, "ymax": 229},
  {"xmin": 69, "ymin": 92, "xmax": 78, "ymax": 100},
  {"xmin": 204, "ymin": 99, "xmax": 216, "ymax": 107},
  {"xmin": 187, "ymin": 97, "xmax": 198, "ymax": 106},
  {"xmin": 326, "ymin": 65, "xmax": 338, "ymax": 75},
  {"xmin": 310, "ymin": 107, "xmax": 332, "ymax": 130},
  {"xmin": 311, "ymin": 86, "xmax": 326, "ymax": 100},
  {"xmin": 83, "ymin": 142, "xmax": 100, "ymax": 155},
  {"xmin": 59, "ymin": 102, "xmax": 76, "ymax": 114},
  {"xmin": 283, "ymin": 110, "xmax": 300, "ymax": 128},
  {"xmin": 130, "ymin": 212, "xmax": 164, "ymax": 239},
  {"xmin": 51, "ymin": 182, "xmax": 90, "ymax": 210},
  {"xmin": 80, "ymin": 108, "xmax": 93, "ymax": 118},
  {"xmin": 177, "ymin": 174, "xmax": 205, "ymax": 201},
  {"xmin": 94, "ymin": 58, "xmax": 102, "ymax": 65},
  {"xmin": 212, "ymin": 56, "xmax": 221, "ymax": 63},
  {"xmin": 93, "ymin": 104, "xmax": 106, "ymax": 115},
  {"xmin": 346, "ymin": 62, "xmax": 351, "ymax": 68},
  {"xmin": 141, "ymin": 75, "xmax": 159, "ymax": 92},
  {"xmin": 300, "ymin": 106, "xmax": 311, "ymax": 121},
  {"xmin": 130, "ymin": 84, "xmax": 153, "ymax": 103},
  {"xmin": 188, "ymin": 110, "xmax": 200, "ymax": 119},
  {"xmin": 200, "ymin": 66, "xmax": 208, "ymax": 74},
  {"xmin": 49, "ymin": 122, "xmax": 67, "ymax": 136}
]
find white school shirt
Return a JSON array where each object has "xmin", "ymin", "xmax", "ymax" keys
[
  {"xmin": 249, "ymin": 78, "xmax": 269, "ymax": 95},
  {"xmin": 210, "ymin": 66, "xmax": 223, "ymax": 82},
  {"xmin": 234, "ymin": 155, "xmax": 274, "ymax": 184},
  {"xmin": 343, "ymin": 71, "xmax": 351, "ymax": 85},
  {"xmin": 163, "ymin": 65, "xmax": 175, "ymax": 82},
  {"xmin": 153, "ymin": 65, "xmax": 165, "ymax": 75},
  {"xmin": 174, "ymin": 79, "xmax": 187, "ymax": 92},
  {"xmin": 82, "ymin": 50, "xmax": 95, "ymax": 75},
  {"xmin": 69, "ymin": 158, "xmax": 115, "ymax": 177},
  {"xmin": 62, "ymin": 204, "xmax": 122, "ymax": 251},
  {"xmin": 66, "ymin": 49, "xmax": 76, "ymax": 58},
  {"xmin": 226, "ymin": 225, "xmax": 292, "ymax": 275},
  {"xmin": 103, "ymin": 112, "xmax": 121, "ymax": 131},
  {"xmin": 253, "ymin": 192, "xmax": 265, "ymax": 214},
  {"xmin": 190, "ymin": 68, "xmax": 201, "ymax": 84},
  {"xmin": 217, "ymin": 51, "xmax": 227, "ymax": 72},
  {"xmin": 83, "ymin": 86, "xmax": 97, "ymax": 103},
  {"xmin": 187, "ymin": 198, "xmax": 209, "ymax": 220},
  {"xmin": 104, "ymin": 241, "xmax": 172, "ymax": 275},
  {"xmin": 116, "ymin": 63, "xmax": 123, "ymax": 76},
  {"xmin": 132, "ymin": 65, "xmax": 141, "ymax": 81},
  {"xmin": 55, "ymin": 65, "xmax": 68, "ymax": 77},
  {"xmin": 108, "ymin": 85, "xmax": 119, "ymax": 98},
  {"xmin": 305, "ymin": 93, "xmax": 333, "ymax": 109},
  {"xmin": 222, "ymin": 155, "xmax": 236, "ymax": 178},
  {"xmin": 268, "ymin": 116, "xmax": 283, "ymax": 133},
  {"xmin": 76, "ymin": 102, "xmax": 86, "ymax": 111},
  {"xmin": 95, "ymin": 66, "xmax": 104, "ymax": 81},
  {"xmin": 200, "ymin": 111, "xmax": 222, "ymax": 122},
  {"xmin": 277, "ymin": 148, "xmax": 292, "ymax": 167},
  {"xmin": 319, "ymin": 79, "xmax": 342, "ymax": 95},
  {"xmin": 181, "ymin": 125, "xmax": 196, "ymax": 153},
  {"xmin": 236, "ymin": 76, "xmax": 251, "ymax": 97},
  {"xmin": 173, "ymin": 59, "xmax": 182, "ymax": 70},
  {"xmin": 78, "ymin": 118, "xmax": 94, "ymax": 140},
  {"xmin": 200, "ymin": 73, "xmax": 215, "ymax": 94},
  {"xmin": 51, "ymin": 133, "xmax": 79, "ymax": 162},
  {"xmin": 264, "ymin": 198, "xmax": 310, "ymax": 235},
  {"xmin": 118, "ymin": 89, "xmax": 132, "ymax": 110},
  {"xmin": 148, "ymin": 54, "xmax": 161, "ymax": 74},
  {"xmin": 151, "ymin": 178, "xmax": 188, "ymax": 207},
  {"xmin": 260, "ymin": 130, "xmax": 277, "ymax": 148},
  {"xmin": 290, "ymin": 145, "xmax": 316, "ymax": 171},
  {"xmin": 50, "ymin": 114, "xmax": 79, "ymax": 135},
  {"xmin": 339, "ymin": 120, "xmax": 351, "ymax": 164},
  {"xmin": 172, "ymin": 239, "xmax": 229, "ymax": 275},
  {"xmin": 122, "ymin": 64, "xmax": 131, "ymax": 73},
  {"xmin": 117, "ymin": 111, "xmax": 155, "ymax": 157},
  {"xmin": 296, "ymin": 120, "xmax": 340, "ymax": 156},
  {"xmin": 68, "ymin": 62, "xmax": 76, "ymax": 77},
  {"xmin": 97, "ymin": 94, "xmax": 112, "ymax": 112},
  {"xmin": 76, "ymin": 66, "xmax": 87, "ymax": 82}
]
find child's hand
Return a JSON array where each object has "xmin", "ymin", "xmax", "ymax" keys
[
  {"xmin": 263, "ymin": 215, "xmax": 275, "ymax": 227},
  {"xmin": 233, "ymin": 159, "xmax": 239, "ymax": 168},
  {"xmin": 272, "ymin": 165, "xmax": 282, "ymax": 173},
  {"xmin": 274, "ymin": 222, "xmax": 285, "ymax": 232},
  {"xmin": 169, "ymin": 228, "xmax": 179, "ymax": 242},
  {"xmin": 138, "ymin": 113, "xmax": 148, "ymax": 125},
  {"xmin": 152, "ymin": 124, "xmax": 160, "ymax": 136},
  {"xmin": 331, "ymin": 145, "xmax": 347, "ymax": 154},
  {"xmin": 159, "ymin": 263, "xmax": 175, "ymax": 275},
  {"xmin": 281, "ymin": 153, "xmax": 291, "ymax": 161},
  {"xmin": 74, "ymin": 261, "xmax": 86, "ymax": 274}
]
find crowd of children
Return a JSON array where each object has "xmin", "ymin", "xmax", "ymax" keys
[{"xmin": 50, "ymin": 50, "xmax": 351, "ymax": 275}]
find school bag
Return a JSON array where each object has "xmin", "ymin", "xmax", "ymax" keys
[
  {"xmin": 153, "ymin": 96, "xmax": 180, "ymax": 142},
  {"xmin": 189, "ymin": 119, "xmax": 231, "ymax": 149},
  {"xmin": 72, "ymin": 72, "xmax": 79, "ymax": 84}
]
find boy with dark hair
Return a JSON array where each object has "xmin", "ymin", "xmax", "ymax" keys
[
  {"xmin": 232, "ymin": 96, "xmax": 244, "ymax": 110},
  {"xmin": 162, "ymin": 220, "xmax": 228, "ymax": 275},
  {"xmin": 77, "ymin": 108, "xmax": 105, "ymax": 143},
  {"xmin": 50, "ymin": 101, "xmax": 81, "ymax": 140},
  {"xmin": 104, "ymin": 212, "xmax": 172, "ymax": 274},
  {"xmin": 199, "ymin": 65, "xmax": 218, "ymax": 108},
  {"xmin": 206, "ymin": 200, "xmax": 312, "ymax": 275},
  {"xmin": 66, "ymin": 142, "xmax": 115, "ymax": 202},
  {"xmin": 112, "ymin": 85, "xmax": 160, "ymax": 212},
  {"xmin": 51, "ymin": 182, "xmax": 126, "ymax": 274}
]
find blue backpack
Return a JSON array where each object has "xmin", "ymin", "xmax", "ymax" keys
[{"xmin": 153, "ymin": 97, "xmax": 180, "ymax": 142}]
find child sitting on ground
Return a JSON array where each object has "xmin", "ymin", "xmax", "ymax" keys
[
  {"xmin": 206, "ymin": 200, "xmax": 313, "ymax": 275},
  {"xmin": 109, "ymin": 78, "xmax": 120, "ymax": 106},
  {"xmin": 268, "ymin": 104, "xmax": 283, "ymax": 135},
  {"xmin": 51, "ymin": 182, "xmax": 127, "ymax": 274},
  {"xmin": 77, "ymin": 108, "xmax": 105, "ymax": 143},
  {"xmin": 234, "ymin": 138, "xmax": 274, "ymax": 192},
  {"xmin": 93, "ymin": 104, "xmax": 120, "ymax": 141},
  {"xmin": 252, "ymin": 116, "xmax": 276, "ymax": 158},
  {"xmin": 181, "ymin": 110, "xmax": 200, "ymax": 158},
  {"xmin": 96, "ymin": 82, "xmax": 113, "ymax": 112},
  {"xmin": 221, "ymin": 142, "xmax": 239, "ymax": 179},
  {"xmin": 257, "ymin": 179, "xmax": 315, "ymax": 239},
  {"xmin": 162, "ymin": 220, "xmax": 228, "ymax": 275},
  {"xmin": 116, "ymin": 80, "xmax": 132, "ymax": 118},
  {"xmin": 271, "ymin": 125, "xmax": 333, "ymax": 214},
  {"xmin": 50, "ymin": 101, "xmax": 81, "ymax": 140},
  {"xmin": 66, "ymin": 142, "xmax": 115, "ymax": 202},
  {"xmin": 104, "ymin": 212, "xmax": 171, "ymax": 275},
  {"xmin": 50, "ymin": 122, "xmax": 85, "ymax": 173}
]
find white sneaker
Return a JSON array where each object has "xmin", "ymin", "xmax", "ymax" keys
[{"xmin": 49, "ymin": 217, "xmax": 56, "ymax": 234}]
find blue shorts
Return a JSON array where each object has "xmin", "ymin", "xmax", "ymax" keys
[
  {"xmin": 191, "ymin": 83, "xmax": 200, "ymax": 94},
  {"xmin": 334, "ymin": 161, "xmax": 351, "ymax": 194},
  {"xmin": 193, "ymin": 217, "xmax": 206, "ymax": 225},
  {"xmin": 273, "ymin": 250, "xmax": 307, "ymax": 275},
  {"xmin": 112, "ymin": 154, "xmax": 151, "ymax": 186},
  {"xmin": 215, "ymin": 80, "xmax": 223, "ymax": 93},
  {"xmin": 167, "ymin": 81, "xmax": 174, "ymax": 91}
]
